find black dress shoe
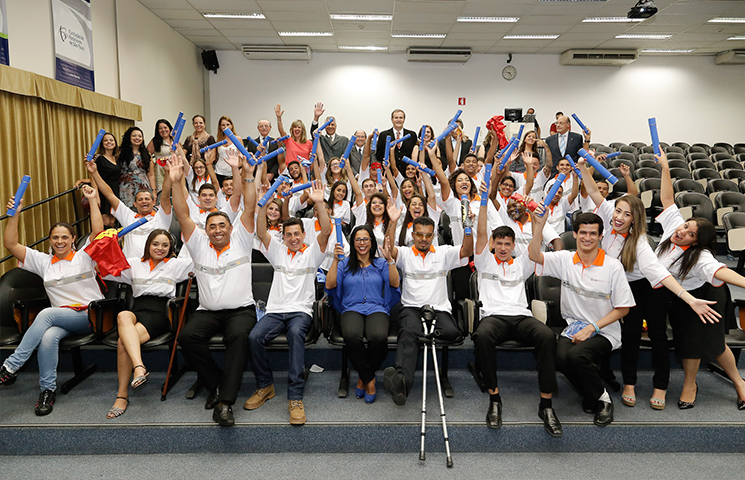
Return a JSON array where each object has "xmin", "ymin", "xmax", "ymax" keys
[
  {"xmin": 205, "ymin": 388, "xmax": 220, "ymax": 410},
  {"xmin": 35, "ymin": 389, "xmax": 56, "ymax": 416},
  {"xmin": 678, "ymin": 383, "xmax": 698, "ymax": 410},
  {"xmin": 486, "ymin": 401, "xmax": 502, "ymax": 429},
  {"xmin": 212, "ymin": 403, "xmax": 234, "ymax": 427},
  {"xmin": 582, "ymin": 398, "xmax": 597, "ymax": 414},
  {"xmin": 538, "ymin": 407, "xmax": 563, "ymax": 437},
  {"xmin": 593, "ymin": 401, "xmax": 613, "ymax": 427},
  {"xmin": 383, "ymin": 367, "xmax": 407, "ymax": 406}
]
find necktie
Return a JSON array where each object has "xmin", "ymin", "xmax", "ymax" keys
[
  {"xmin": 396, "ymin": 131, "xmax": 401, "ymax": 150},
  {"xmin": 559, "ymin": 134, "xmax": 567, "ymax": 156},
  {"xmin": 358, "ymin": 147, "xmax": 363, "ymax": 157}
]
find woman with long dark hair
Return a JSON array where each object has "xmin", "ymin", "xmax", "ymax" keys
[
  {"xmin": 93, "ymin": 132, "xmax": 120, "ymax": 227},
  {"xmin": 147, "ymin": 119, "xmax": 173, "ymax": 197},
  {"xmin": 325, "ymin": 225, "xmax": 400, "ymax": 403},
  {"xmin": 119, "ymin": 126, "xmax": 156, "ymax": 209},
  {"xmin": 365, "ymin": 192, "xmax": 390, "ymax": 247}
]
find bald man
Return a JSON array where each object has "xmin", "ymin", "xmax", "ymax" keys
[{"xmin": 544, "ymin": 115, "xmax": 589, "ymax": 176}]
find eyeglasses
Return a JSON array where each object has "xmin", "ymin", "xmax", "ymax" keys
[
  {"xmin": 412, "ymin": 232, "xmax": 434, "ymax": 239},
  {"xmin": 354, "ymin": 237, "xmax": 372, "ymax": 244}
]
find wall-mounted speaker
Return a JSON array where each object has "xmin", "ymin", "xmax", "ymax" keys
[{"xmin": 202, "ymin": 50, "xmax": 219, "ymax": 73}]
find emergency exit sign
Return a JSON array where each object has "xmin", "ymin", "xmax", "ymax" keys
[{"xmin": 458, "ymin": 98, "xmax": 466, "ymax": 105}]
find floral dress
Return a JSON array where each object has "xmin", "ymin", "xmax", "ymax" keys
[{"xmin": 119, "ymin": 152, "xmax": 152, "ymax": 209}]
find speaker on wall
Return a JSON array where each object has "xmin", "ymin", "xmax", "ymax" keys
[{"xmin": 202, "ymin": 50, "xmax": 219, "ymax": 73}]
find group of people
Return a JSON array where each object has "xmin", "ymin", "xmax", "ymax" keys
[{"xmin": 2, "ymin": 105, "xmax": 745, "ymax": 437}]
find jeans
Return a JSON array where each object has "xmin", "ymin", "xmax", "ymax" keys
[
  {"xmin": 4, "ymin": 307, "xmax": 91, "ymax": 392},
  {"xmin": 249, "ymin": 312, "xmax": 312, "ymax": 400}
]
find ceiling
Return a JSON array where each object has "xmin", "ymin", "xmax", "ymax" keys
[{"xmin": 136, "ymin": 0, "xmax": 745, "ymax": 56}]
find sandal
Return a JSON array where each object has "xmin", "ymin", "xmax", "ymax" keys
[
  {"xmin": 621, "ymin": 394, "xmax": 636, "ymax": 407},
  {"xmin": 131, "ymin": 365, "xmax": 149, "ymax": 389},
  {"xmin": 106, "ymin": 396, "xmax": 129, "ymax": 419},
  {"xmin": 650, "ymin": 397, "xmax": 666, "ymax": 410}
]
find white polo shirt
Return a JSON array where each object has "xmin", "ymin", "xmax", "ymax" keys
[
  {"xmin": 496, "ymin": 208, "xmax": 560, "ymax": 258},
  {"xmin": 185, "ymin": 169, "xmax": 211, "ymax": 206},
  {"xmin": 536, "ymin": 249, "xmax": 635, "ymax": 350},
  {"xmin": 184, "ymin": 218, "xmax": 255, "ymax": 311},
  {"xmin": 655, "ymin": 204, "xmax": 726, "ymax": 290},
  {"xmin": 117, "ymin": 257, "xmax": 194, "ymax": 298},
  {"xmin": 332, "ymin": 200, "xmax": 351, "ymax": 225},
  {"xmin": 544, "ymin": 195, "xmax": 574, "ymax": 234},
  {"xmin": 441, "ymin": 195, "xmax": 501, "ymax": 246},
  {"xmin": 186, "ymin": 196, "xmax": 238, "ymax": 230},
  {"xmin": 301, "ymin": 218, "xmax": 350, "ymax": 270},
  {"xmin": 595, "ymin": 199, "xmax": 670, "ymax": 287},
  {"xmin": 111, "ymin": 203, "xmax": 172, "ymax": 258},
  {"xmin": 396, "ymin": 244, "xmax": 468, "ymax": 313},
  {"xmin": 394, "ymin": 204, "xmax": 442, "ymax": 247},
  {"xmin": 19, "ymin": 242, "xmax": 103, "ymax": 308},
  {"xmin": 474, "ymin": 249, "xmax": 534, "ymax": 318},
  {"xmin": 261, "ymin": 238, "xmax": 326, "ymax": 316}
]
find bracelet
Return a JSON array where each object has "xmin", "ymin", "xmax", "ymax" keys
[
  {"xmin": 388, "ymin": 260, "xmax": 395, "ymax": 266},
  {"xmin": 244, "ymin": 178, "xmax": 255, "ymax": 183},
  {"xmin": 591, "ymin": 322, "xmax": 600, "ymax": 333},
  {"xmin": 678, "ymin": 290, "xmax": 686, "ymax": 298}
]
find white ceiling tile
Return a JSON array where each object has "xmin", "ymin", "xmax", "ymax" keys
[
  {"xmin": 195, "ymin": 42, "xmax": 239, "ymax": 50},
  {"xmin": 394, "ymin": 1, "xmax": 465, "ymax": 15},
  {"xmin": 187, "ymin": 0, "xmax": 262, "ymax": 11},
  {"xmin": 206, "ymin": 19, "xmax": 275, "ymax": 29},
  {"xmin": 685, "ymin": 24, "xmax": 745, "ymax": 35},
  {"xmin": 441, "ymin": 38, "xmax": 496, "ymax": 48},
  {"xmin": 325, "ymin": 0, "xmax": 394, "ymax": 14},
  {"xmin": 269, "ymin": 21, "xmax": 334, "ymax": 31},
  {"xmin": 393, "ymin": 13, "xmax": 459, "ymax": 23},
  {"xmin": 264, "ymin": 12, "xmax": 333, "ymax": 22},
  {"xmin": 449, "ymin": 23, "xmax": 515, "ymax": 33},
  {"xmin": 149, "ymin": 9, "xmax": 203, "ymax": 20},
  {"xmin": 224, "ymin": 31, "xmax": 282, "ymax": 40},
  {"xmin": 488, "ymin": 46, "xmax": 544, "ymax": 54},
  {"xmin": 567, "ymin": 23, "xmax": 640, "ymax": 34},
  {"xmin": 163, "ymin": 18, "xmax": 214, "ymax": 28},
  {"xmin": 660, "ymin": 1, "xmax": 735, "ymax": 16},
  {"xmin": 507, "ymin": 24, "xmax": 574, "ymax": 34},
  {"xmin": 333, "ymin": 23, "xmax": 392, "ymax": 32},
  {"xmin": 528, "ymin": 3, "xmax": 606, "ymax": 16},
  {"xmin": 175, "ymin": 28, "xmax": 222, "ymax": 36},
  {"xmin": 644, "ymin": 14, "xmax": 711, "ymax": 26},
  {"xmin": 257, "ymin": 0, "xmax": 328, "ymax": 12},
  {"xmin": 334, "ymin": 31, "xmax": 392, "ymax": 41},
  {"xmin": 181, "ymin": 34, "xmax": 228, "ymax": 42},
  {"xmin": 516, "ymin": 15, "xmax": 580, "ymax": 26},
  {"xmin": 138, "ymin": 0, "xmax": 192, "ymax": 9},
  {"xmin": 391, "ymin": 23, "xmax": 452, "ymax": 33}
]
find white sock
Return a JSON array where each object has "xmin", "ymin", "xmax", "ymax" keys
[{"xmin": 598, "ymin": 389, "xmax": 611, "ymax": 403}]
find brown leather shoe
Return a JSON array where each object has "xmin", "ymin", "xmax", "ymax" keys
[
  {"xmin": 289, "ymin": 399, "xmax": 306, "ymax": 425},
  {"xmin": 243, "ymin": 384, "xmax": 276, "ymax": 410}
]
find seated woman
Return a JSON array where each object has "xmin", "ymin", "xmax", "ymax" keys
[
  {"xmin": 325, "ymin": 225, "xmax": 400, "ymax": 403},
  {"xmin": 0, "ymin": 186, "xmax": 103, "ymax": 415},
  {"xmin": 106, "ymin": 229, "xmax": 194, "ymax": 418}
]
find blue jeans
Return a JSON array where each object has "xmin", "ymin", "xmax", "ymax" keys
[
  {"xmin": 249, "ymin": 312, "xmax": 312, "ymax": 400},
  {"xmin": 4, "ymin": 307, "xmax": 91, "ymax": 392}
]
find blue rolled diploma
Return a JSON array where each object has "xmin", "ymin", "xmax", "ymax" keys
[
  {"xmin": 262, "ymin": 136, "xmax": 270, "ymax": 148},
  {"xmin": 377, "ymin": 169, "xmax": 383, "ymax": 185},
  {"xmin": 334, "ymin": 218, "xmax": 344, "ymax": 259},
  {"xmin": 571, "ymin": 114, "xmax": 590, "ymax": 135},
  {"xmin": 118, "ymin": 216, "xmax": 149, "ymax": 237},
  {"xmin": 419, "ymin": 125, "xmax": 427, "ymax": 148},
  {"xmin": 339, "ymin": 134, "xmax": 357, "ymax": 169},
  {"xmin": 540, "ymin": 173, "xmax": 566, "ymax": 216},
  {"xmin": 258, "ymin": 176, "xmax": 288, "ymax": 207},
  {"xmin": 429, "ymin": 122, "xmax": 457, "ymax": 149},
  {"xmin": 461, "ymin": 194, "xmax": 471, "ymax": 236},
  {"xmin": 310, "ymin": 133, "xmax": 320, "ymax": 161},
  {"xmin": 7, "ymin": 175, "xmax": 31, "ymax": 217},
  {"xmin": 271, "ymin": 135, "xmax": 290, "ymax": 145},
  {"xmin": 481, "ymin": 164, "xmax": 492, "ymax": 207},
  {"xmin": 390, "ymin": 133, "xmax": 411, "ymax": 146},
  {"xmin": 256, "ymin": 147, "xmax": 285, "ymax": 165},
  {"xmin": 579, "ymin": 148, "xmax": 617, "ymax": 185},
  {"xmin": 318, "ymin": 117, "xmax": 335, "ymax": 132},
  {"xmin": 471, "ymin": 127, "xmax": 481, "ymax": 153},
  {"xmin": 497, "ymin": 137, "xmax": 519, "ymax": 170},
  {"xmin": 171, "ymin": 118, "xmax": 186, "ymax": 151},
  {"xmin": 565, "ymin": 155, "xmax": 582, "ymax": 179},
  {"xmin": 371, "ymin": 129, "xmax": 379, "ymax": 153},
  {"xmin": 223, "ymin": 128, "xmax": 256, "ymax": 166},
  {"xmin": 383, "ymin": 135, "xmax": 391, "ymax": 166},
  {"xmin": 605, "ymin": 151, "xmax": 621, "ymax": 160},
  {"xmin": 648, "ymin": 117, "xmax": 661, "ymax": 156},
  {"xmin": 282, "ymin": 182, "xmax": 312, "ymax": 197},
  {"xmin": 86, "ymin": 129, "xmax": 107, "ymax": 162},
  {"xmin": 245, "ymin": 136, "xmax": 261, "ymax": 148},
  {"xmin": 402, "ymin": 156, "xmax": 435, "ymax": 177},
  {"xmin": 173, "ymin": 112, "xmax": 184, "ymax": 134},
  {"xmin": 199, "ymin": 139, "xmax": 228, "ymax": 154},
  {"xmin": 516, "ymin": 124, "xmax": 524, "ymax": 141},
  {"xmin": 452, "ymin": 109, "xmax": 463, "ymax": 123}
]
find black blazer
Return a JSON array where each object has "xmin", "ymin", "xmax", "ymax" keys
[
  {"xmin": 545, "ymin": 131, "xmax": 584, "ymax": 176},
  {"xmin": 348, "ymin": 145, "xmax": 365, "ymax": 175},
  {"xmin": 376, "ymin": 128, "xmax": 418, "ymax": 173},
  {"xmin": 438, "ymin": 137, "xmax": 474, "ymax": 166},
  {"xmin": 244, "ymin": 135, "xmax": 279, "ymax": 177}
]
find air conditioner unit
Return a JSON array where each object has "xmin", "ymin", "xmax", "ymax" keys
[
  {"xmin": 241, "ymin": 45, "xmax": 311, "ymax": 61},
  {"xmin": 406, "ymin": 47, "xmax": 471, "ymax": 63},
  {"xmin": 715, "ymin": 50, "xmax": 745, "ymax": 65},
  {"xmin": 560, "ymin": 49, "xmax": 638, "ymax": 66}
]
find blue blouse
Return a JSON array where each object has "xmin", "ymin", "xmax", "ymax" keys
[{"xmin": 327, "ymin": 257, "xmax": 400, "ymax": 316}]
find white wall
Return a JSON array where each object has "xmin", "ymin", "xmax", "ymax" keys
[{"xmin": 209, "ymin": 51, "xmax": 745, "ymax": 147}]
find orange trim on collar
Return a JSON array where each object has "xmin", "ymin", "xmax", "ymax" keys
[
  {"xmin": 334, "ymin": 200, "xmax": 343, "ymax": 206},
  {"xmin": 148, "ymin": 257, "xmax": 170, "ymax": 271},
  {"xmin": 412, "ymin": 245, "xmax": 435, "ymax": 258},
  {"xmin": 676, "ymin": 244, "xmax": 690, "ymax": 251},
  {"xmin": 407, "ymin": 222, "xmax": 413, "ymax": 229},
  {"xmin": 51, "ymin": 251, "xmax": 75, "ymax": 265},
  {"xmin": 268, "ymin": 225, "xmax": 281, "ymax": 231},
  {"xmin": 611, "ymin": 229, "xmax": 628, "ymax": 238},
  {"xmin": 288, "ymin": 243, "xmax": 308, "ymax": 259},
  {"xmin": 495, "ymin": 255, "xmax": 514, "ymax": 266},
  {"xmin": 573, "ymin": 248, "xmax": 606, "ymax": 268},
  {"xmin": 315, "ymin": 219, "xmax": 332, "ymax": 232},
  {"xmin": 211, "ymin": 242, "xmax": 230, "ymax": 258},
  {"xmin": 135, "ymin": 211, "xmax": 156, "ymax": 219},
  {"xmin": 199, "ymin": 207, "xmax": 218, "ymax": 214}
]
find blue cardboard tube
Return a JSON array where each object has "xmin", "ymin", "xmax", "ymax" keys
[
  {"xmin": 258, "ymin": 176, "xmax": 289, "ymax": 207},
  {"xmin": 579, "ymin": 148, "xmax": 618, "ymax": 185},
  {"xmin": 605, "ymin": 151, "xmax": 621, "ymax": 159},
  {"xmin": 481, "ymin": 164, "xmax": 492, "ymax": 206},
  {"xmin": 430, "ymin": 122, "xmax": 457, "ymax": 149},
  {"xmin": 86, "ymin": 129, "xmax": 106, "ymax": 162},
  {"xmin": 419, "ymin": 125, "xmax": 427, "ymax": 148},
  {"xmin": 310, "ymin": 133, "xmax": 320, "ymax": 161},
  {"xmin": 199, "ymin": 139, "xmax": 228, "ymax": 154},
  {"xmin": 245, "ymin": 136, "xmax": 261, "ymax": 148},
  {"xmin": 516, "ymin": 124, "xmax": 524, "ymax": 141},
  {"xmin": 257, "ymin": 147, "xmax": 285, "ymax": 165},
  {"xmin": 118, "ymin": 216, "xmax": 149, "ymax": 237},
  {"xmin": 271, "ymin": 135, "xmax": 290, "ymax": 145},
  {"xmin": 377, "ymin": 169, "xmax": 383, "ymax": 185},
  {"xmin": 565, "ymin": 155, "xmax": 582, "ymax": 179},
  {"xmin": 223, "ymin": 128, "xmax": 256, "ymax": 166},
  {"xmin": 498, "ymin": 137, "xmax": 519, "ymax": 170},
  {"xmin": 460, "ymin": 194, "xmax": 471, "ymax": 236},
  {"xmin": 371, "ymin": 129, "xmax": 379, "ymax": 153},
  {"xmin": 318, "ymin": 117, "xmax": 335, "ymax": 132},
  {"xmin": 282, "ymin": 182, "xmax": 312, "ymax": 197},
  {"xmin": 452, "ymin": 109, "xmax": 463, "ymax": 123},
  {"xmin": 471, "ymin": 126, "xmax": 481, "ymax": 153},
  {"xmin": 7, "ymin": 175, "xmax": 31, "ymax": 217},
  {"xmin": 170, "ymin": 118, "xmax": 185, "ymax": 151},
  {"xmin": 334, "ymin": 218, "xmax": 344, "ymax": 259},
  {"xmin": 339, "ymin": 134, "xmax": 357, "ymax": 169},
  {"xmin": 541, "ymin": 173, "xmax": 566, "ymax": 215},
  {"xmin": 383, "ymin": 135, "xmax": 391, "ymax": 166},
  {"xmin": 402, "ymin": 156, "xmax": 436, "ymax": 177},
  {"xmin": 262, "ymin": 136, "xmax": 270, "ymax": 148},
  {"xmin": 390, "ymin": 133, "xmax": 411, "ymax": 146},
  {"xmin": 173, "ymin": 112, "xmax": 184, "ymax": 134},
  {"xmin": 572, "ymin": 114, "xmax": 590, "ymax": 135},
  {"xmin": 648, "ymin": 117, "xmax": 661, "ymax": 156}
]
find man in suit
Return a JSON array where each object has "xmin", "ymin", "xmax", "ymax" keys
[
  {"xmin": 438, "ymin": 118, "xmax": 473, "ymax": 167},
  {"xmin": 545, "ymin": 115, "xmax": 590, "ymax": 176},
  {"xmin": 310, "ymin": 116, "xmax": 349, "ymax": 161},
  {"xmin": 376, "ymin": 109, "xmax": 417, "ymax": 174},
  {"xmin": 245, "ymin": 118, "xmax": 279, "ymax": 180},
  {"xmin": 348, "ymin": 130, "xmax": 366, "ymax": 175}
]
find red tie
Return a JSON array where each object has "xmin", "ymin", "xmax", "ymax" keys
[{"xmin": 396, "ymin": 131, "xmax": 401, "ymax": 150}]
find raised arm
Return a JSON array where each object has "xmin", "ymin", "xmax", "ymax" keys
[
  {"xmin": 658, "ymin": 151, "xmax": 673, "ymax": 209},
  {"xmin": 240, "ymin": 157, "xmax": 258, "ymax": 231},
  {"xmin": 421, "ymin": 167, "xmax": 438, "ymax": 211},
  {"xmin": 385, "ymin": 163, "xmax": 398, "ymax": 200},
  {"xmin": 325, "ymin": 243, "xmax": 344, "ymax": 289},
  {"xmin": 567, "ymin": 170, "xmax": 580, "ymax": 206},
  {"xmin": 379, "ymin": 235, "xmax": 399, "ymax": 288},
  {"xmin": 618, "ymin": 163, "xmax": 637, "ymax": 196},
  {"xmin": 431, "ymin": 146, "xmax": 451, "ymax": 201},
  {"xmin": 86, "ymin": 160, "xmax": 120, "ymax": 212},
  {"xmin": 225, "ymin": 151, "xmax": 245, "ymax": 213},
  {"xmin": 523, "ymin": 155, "xmax": 535, "ymax": 196},
  {"xmin": 204, "ymin": 149, "xmax": 220, "ymax": 188},
  {"xmin": 310, "ymin": 181, "xmax": 331, "ymax": 251},
  {"xmin": 160, "ymin": 161, "xmax": 172, "ymax": 215},
  {"xmin": 475, "ymin": 193, "xmax": 489, "ymax": 255},
  {"xmin": 577, "ymin": 158, "xmax": 605, "ymax": 208},
  {"xmin": 274, "ymin": 104, "xmax": 288, "ymax": 138},
  {"xmin": 81, "ymin": 185, "xmax": 103, "ymax": 239},
  {"xmin": 484, "ymin": 129, "xmax": 500, "ymax": 165},
  {"xmin": 385, "ymin": 196, "xmax": 402, "ymax": 260},
  {"xmin": 168, "ymin": 153, "xmax": 196, "ymax": 241},
  {"xmin": 527, "ymin": 206, "xmax": 546, "ymax": 265},
  {"xmin": 255, "ymin": 184, "xmax": 272, "ymax": 249},
  {"xmin": 360, "ymin": 133, "xmax": 373, "ymax": 172},
  {"xmin": 444, "ymin": 136, "xmax": 457, "ymax": 173},
  {"xmin": 3, "ymin": 197, "xmax": 27, "ymax": 262}
]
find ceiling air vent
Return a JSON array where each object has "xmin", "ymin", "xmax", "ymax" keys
[
  {"xmin": 241, "ymin": 45, "xmax": 312, "ymax": 61},
  {"xmin": 560, "ymin": 49, "xmax": 638, "ymax": 66},
  {"xmin": 715, "ymin": 50, "xmax": 745, "ymax": 65},
  {"xmin": 406, "ymin": 47, "xmax": 472, "ymax": 63}
]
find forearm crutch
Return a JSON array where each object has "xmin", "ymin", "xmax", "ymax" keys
[
  {"xmin": 161, "ymin": 272, "xmax": 195, "ymax": 401},
  {"xmin": 418, "ymin": 305, "xmax": 454, "ymax": 468}
]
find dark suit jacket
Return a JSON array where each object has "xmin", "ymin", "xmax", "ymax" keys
[
  {"xmin": 348, "ymin": 145, "xmax": 365, "ymax": 175},
  {"xmin": 244, "ymin": 135, "xmax": 279, "ymax": 178},
  {"xmin": 376, "ymin": 128, "xmax": 417, "ymax": 174},
  {"xmin": 545, "ymin": 131, "xmax": 584, "ymax": 176},
  {"xmin": 438, "ymin": 137, "xmax": 474, "ymax": 166},
  {"xmin": 309, "ymin": 123, "xmax": 349, "ymax": 161}
]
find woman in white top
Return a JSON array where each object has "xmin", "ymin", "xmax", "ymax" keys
[
  {"xmin": 579, "ymin": 156, "xmax": 718, "ymax": 410},
  {"xmin": 147, "ymin": 119, "xmax": 173, "ymax": 197},
  {"xmin": 214, "ymin": 116, "xmax": 241, "ymax": 185},
  {"xmin": 655, "ymin": 151, "xmax": 745, "ymax": 410},
  {"xmin": 1, "ymin": 186, "xmax": 103, "ymax": 416},
  {"xmin": 106, "ymin": 229, "xmax": 193, "ymax": 418},
  {"xmin": 365, "ymin": 193, "xmax": 391, "ymax": 247},
  {"xmin": 326, "ymin": 181, "xmax": 351, "ymax": 226},
  {"xmin": 515, "ymin": 130, "xmax": 552, "ymax": 174},
  {"xmin": 318, "ymin": 157, "xmax": 351, "ymax": 201}
]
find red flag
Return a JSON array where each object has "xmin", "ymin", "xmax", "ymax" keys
[
  {"xmin": 486, "ymin": 115, "xmax": 508, "ymax": 150},
  {"xmin": 84, "ymin": 229, "xmax": 131, "ymax": 277}
]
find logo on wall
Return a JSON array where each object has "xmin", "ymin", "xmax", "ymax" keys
[{"xmin": 59, "ymin": 26, "xmax": 67, "ymax": 42}]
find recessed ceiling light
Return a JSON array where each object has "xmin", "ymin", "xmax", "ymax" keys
[
  {"xmin": 708, "ymin": 18, "xmax": 745, "ymax": 24},
  {"xmin": 503, "ymin": 35, "xmax": 560, "ymax": 40},
  {"xmin": 457, "ymin": 17, "xmax": 519, "ymax": 23},
  {"xmin": 641, "ymin": 49, "xmax": 694, "ymax": 53},
  {"xmin": 278, "ymin": 32, "xmax": 334, "ymax": 37},
  {"xmin": 728, "ymin": 36, "xmax": 745, "ymax": 40},
  {"xmin": 338, "ymin": 46, "xmax": 388, "ymax": 51},
  {"xmin": 583, "ymin": 17, "xmax": 644, "ymax": 23},
  {"xmin": 330, "ymin": 14, "xmax": 392, "ymax": 21},
  {"xmin": 615, "ymin": 34, "xmax": 672, "ymax": 39},
  {"xmin": 391, "ymin": 33, "xmax": 447, "ymax": 39},
  {"xmin": 203, "ymin": 13, "xmax": 265, "ymax": 19}
]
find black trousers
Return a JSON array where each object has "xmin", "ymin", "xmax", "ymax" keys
[
  {"xmin": 395, "ymin": 307, "xmax": 460, "ymax": 392},
  {"xmin": 621, "ymin": 280, "xmax": 671, "ymax": 390},
  {"xmin": 557, "ymin": 334, "xmax": 612, "ymax": 403},
  {"xmin": 178, "ymin": 306, "xmax": 257, "ymax": 405},
  {"xmin": 472, "ymin": 315, "xmax": 558, "ymax": 394},
  {"xmin": 340, "ymin": 311, "xmax": 390, "ymax": 384}
]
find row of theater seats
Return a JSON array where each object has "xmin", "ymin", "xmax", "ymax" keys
[{"xmin": 591, "ymin": 141, "xmax": 745, "ymax": 157}]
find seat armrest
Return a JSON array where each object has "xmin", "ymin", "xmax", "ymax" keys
[
  {"xmin": 531, "ymin": 299, "xmax": 555, "ymax": 324},
  {"xmin": 13, "ymin": 297, "xmax": 51, "ymax": 333},
  {"xmin": 88, "ymin": 297, "xmax": 122, "ymax": 337}
]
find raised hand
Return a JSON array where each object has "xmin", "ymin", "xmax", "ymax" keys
[
  {"xmin": 7, "ymin": 197, "xmax": 21, "ymax": 212},
  {"xmin": 314, "ymin": 102, "xmax": 325, "ymax": 121},
  {"xmin": 654, "ymin": 150, "xmax": 668, "ymax": 168},
  {"xmin": 379, "ymin": 235, "xmax": 393, "ymax": 263},
  {"xmin": 618, "ymin": 163, "xmax": 631, "ymax": 178},
  {"xmin": 168, "ymin": 154, "xmax": 184, "ymax": 183},
  {"xmin": 529, "ymin": 204, "xmax": 548, "ymax": 226},
  {"xmin": 334, "ymin": 243, "xmax": 345, "ymax": 259},
  {"xmin": 225, "ymin": 150, "xmax": 241, "ymax": 169},
  {"xmin": 81, "ymin": 184, "xmax": 97, "ymax": 200},
  {"xmin": 386, "ymin": 196, "xmax": 402, "ymax": 223},
  {"xmin": 86, "ymin": 160, "xmax": 98, "ymax": 174},
  {"xmin": 308, "ymin": 179, "xmax": 325, "ymax": 205},
  {"xmin": 274, "ymin": 103, "xmax": 284, "ymax": 120}
]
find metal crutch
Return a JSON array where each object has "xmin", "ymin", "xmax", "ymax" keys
[{"xmin": 419, "ymin": 305, "xmax": 454, "ymax": 467}]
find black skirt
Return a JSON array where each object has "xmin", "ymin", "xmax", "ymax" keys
[
  {"xmin": 132, "ymin": 295, "xmax": 171, "ymax": 339},
  {"xmin": 669, "ymin": 283, "xmax": 728, "ymax": 359}
]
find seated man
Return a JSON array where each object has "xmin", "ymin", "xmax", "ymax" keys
[
  {"xmin": 382, "ymin": 206, "xmax": 473, "ymax": 405},
  {"xmin": 494, "ymin": 196, "xmax": 562, "ymax": 258},
  {"xmin": 244, "ymin": 181, "xmax": 330, "ymax": 426},
  {"xmin": 169, "ymin": 152, "xmax": 258, "ymax": 427},
  {"xmin": 528, "ymin": 209, "xmax": 634, "ymax": 427},
  {"xmin": 472, "ymin": 197, "xmax": 562, "ymax": 437}
]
